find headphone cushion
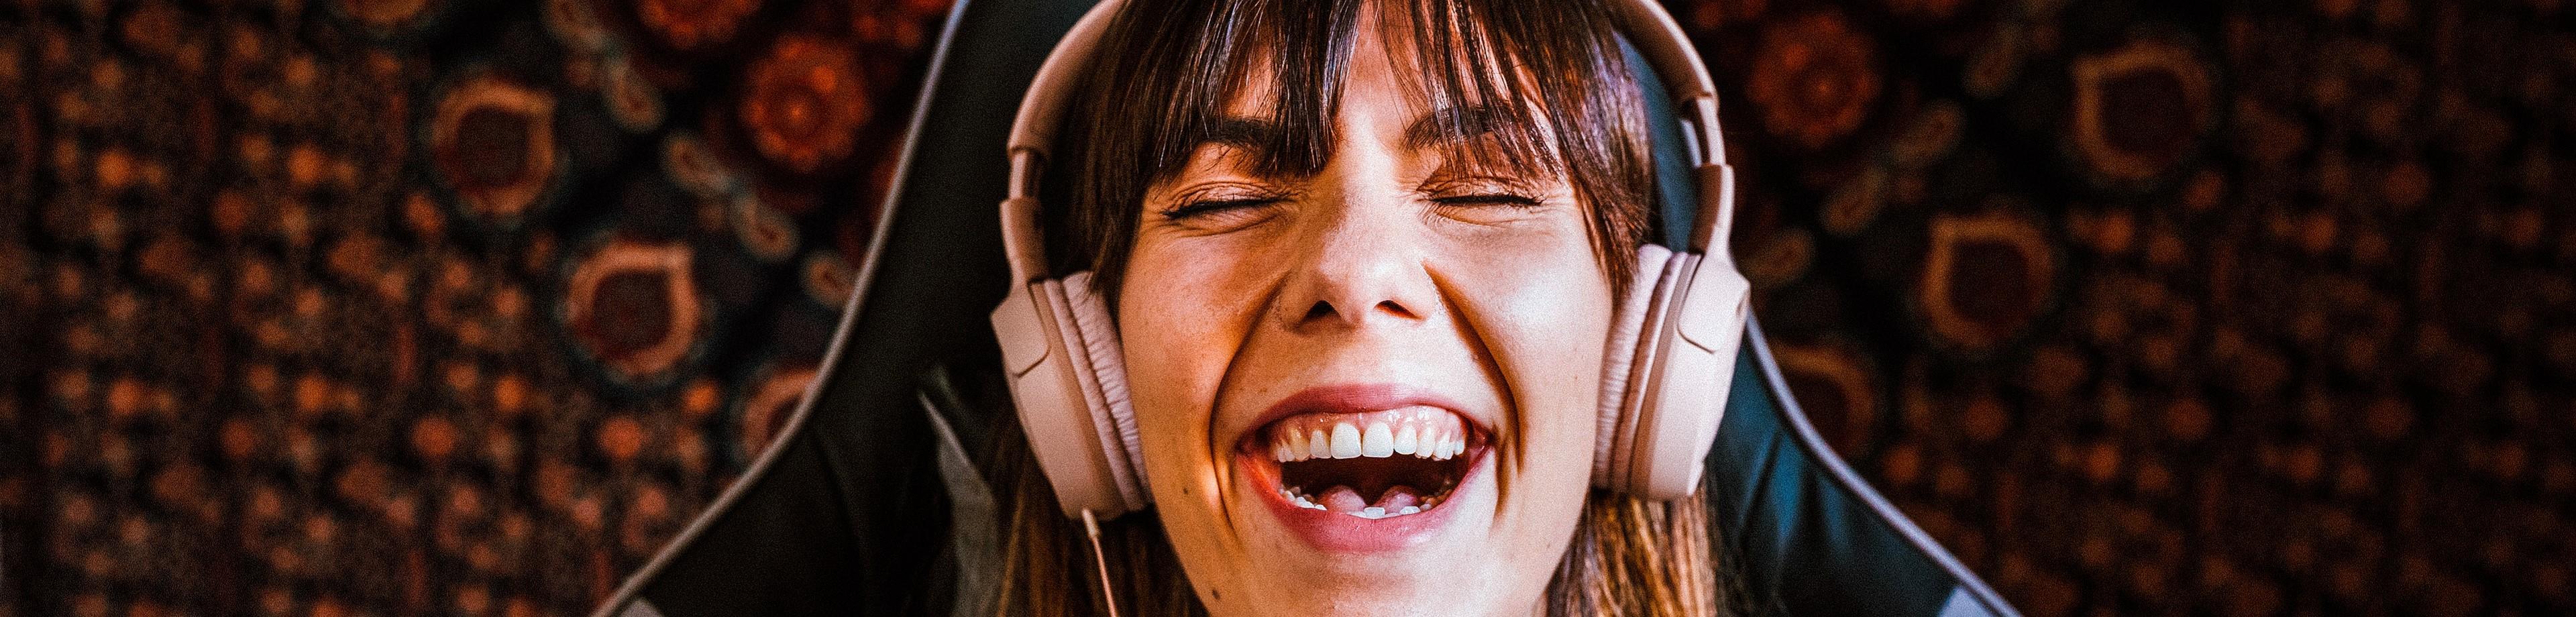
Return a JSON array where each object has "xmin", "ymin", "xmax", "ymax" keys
[
  {"xmin": 1596, "ymin": 245, "xmax": 1674, "ymax": 487},
  {"xmin": 1059, "ymin": 272, "xmax": 1148, "ymax": 508}
]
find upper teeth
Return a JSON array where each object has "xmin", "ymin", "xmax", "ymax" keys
[{"xmin": 1268, "ymin": 405, "xmax": 1468, "ymax": 463}]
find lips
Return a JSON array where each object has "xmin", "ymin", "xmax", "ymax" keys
[{"xmin": 1233, "ymin": 385, "xmax": 1490, "ymax": 552}]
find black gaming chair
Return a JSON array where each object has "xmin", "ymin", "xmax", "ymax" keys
[{"xmin": 588, "ymin": 1, "xmax": 2023, "ymax": 616}]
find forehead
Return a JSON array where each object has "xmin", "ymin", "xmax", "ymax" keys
[
  {"xmin": 1075, "ymin": 0, "xmax": 1656, "ymax": 201},
  {"xmin": 1187, "ymin": 0, "xmax": 1563, "ymax": 176},
  {"xmin": 1218, "ymin": 3, "xmax": 1407, "ymax": 114},
  {"xmin": 1214, "ymin": 1, "xmax": 1532, "ymax": 117}
]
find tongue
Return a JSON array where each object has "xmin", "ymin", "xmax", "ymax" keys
[
  {"xmin": 1376, "ymin": 486, "xmax": 1421, "ymax": 510},
  {"xmin": 1317, "ymin": 484, "xmax": 1427, "ymax": 514},
  {"xmin": 1321, "ymin": 486, "xmax": 1370, "ymax": 513}
]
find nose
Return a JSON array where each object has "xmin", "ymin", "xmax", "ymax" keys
[{"xmin": 1273, "ymin": 192, "xmax": 1440, "ymax": 334}]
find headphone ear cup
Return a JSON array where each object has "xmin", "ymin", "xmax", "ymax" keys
[
  {"xmin": 994, "ymin": 278, "xmax": 1126, "ymax": 517},
  {"xmin": 1055, "ymin": 272, "xmax": 1149, "ymax": 511},
  {"xmin": 1597, "ymin": 245, "xmax": 1675, "ymax": 488},
  {"xmin": 1617, "ymin": 254, "xmax": 1752, "ymax": 500}
]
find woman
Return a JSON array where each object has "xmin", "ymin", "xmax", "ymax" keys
[{"xmin": 974, "ymin": 0, "xmax": 1739, "ymax": 614}]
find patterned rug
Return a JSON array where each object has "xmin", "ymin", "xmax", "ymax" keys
[{"xmin": 1, "ymin": 1, "xmax": 2567, "ymax": 615}]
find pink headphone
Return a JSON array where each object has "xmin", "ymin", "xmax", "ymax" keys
[{"xmin": 990, "ymin": 0, "xmax": 1750, "ymax": 520}]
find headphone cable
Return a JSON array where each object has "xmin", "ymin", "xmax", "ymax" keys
[{"xmin": 1080, "ymin": 509, "xmax": 1123, "ymax": 617}]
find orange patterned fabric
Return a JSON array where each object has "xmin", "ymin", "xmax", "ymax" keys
[{"xmin": 1, "ymin": 1, "xmax": 2569, "ymax": 616}]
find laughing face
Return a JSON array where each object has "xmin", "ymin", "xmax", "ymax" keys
[{"xmin": 1110, "ymin": 7, "xmax": 1617, "ymax": 616}]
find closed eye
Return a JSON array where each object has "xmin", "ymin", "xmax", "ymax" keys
[
  {"xmin": 1162, "ymin": 198, "xmax": 1283, "ymax": 220},
  {"xmin": 1154, "ymin": 189, "xmax": 1289, "ymax": 233},
  {"xmin": 1428, "ymin": 190, "xmax": 1560, "ymax": 226},
  {"xmin": 1430, "ymin": 194, "xmax": 1543, "ymax": 208}
]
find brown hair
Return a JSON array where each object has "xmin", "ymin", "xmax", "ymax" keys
[{"xmin": 998, "ymin": 1, "xmax": 1729, "ymax": 614}]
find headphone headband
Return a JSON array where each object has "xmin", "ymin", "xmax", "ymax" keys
[{"xmin": 1000, "ymin": 0, "xmax": 1739, "ymax": 289}]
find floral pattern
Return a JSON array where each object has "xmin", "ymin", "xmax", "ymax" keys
[
  {"xmin": 738, "ymin": 34, "xmax": 871, "ymax": 175},
  {"xmin": 2, "ymin": 1, "xmax": 2571, "ymax": 616},
  {"xmin": 1745, "ymin": 9, "xmax": 1880, "ymax": 151}
]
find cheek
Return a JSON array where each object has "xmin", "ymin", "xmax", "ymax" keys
[
  {"xmin": 1116, "ymin": 230, "xmax": 1288, "ymax": 381},
  {"xmin": 1448, "ymin": 242, "xmax": 1617, "ymax": 479},
  {"xmin": 1114, "ymin": 248, "xmax": 1260, "ymax": 453}
]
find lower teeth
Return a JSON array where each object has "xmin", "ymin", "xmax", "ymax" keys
[{"xmin": 1280, "ymin": 486, "xmax": 1444, "ymax": 519}]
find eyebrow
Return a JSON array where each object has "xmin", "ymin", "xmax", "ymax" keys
[
  {"xmin": 1401, "ymin": 102, "xmax": 1512, "ymax": 151},
  {"xmin": 1193, "ymin": 116, "xmax": 1280, "ymax": 152},
  {"xmin": 1187, "ymin": 103, "xmax": 1516, "ymax": 156}
]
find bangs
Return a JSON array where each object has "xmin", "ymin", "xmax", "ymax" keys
[
  {"xmin": 1146, "ymin": 0, "xmax": 1605, "ymax": 183},
  {"xmin": 1046, "ymin": 0, "xmax": 1655, "ymax": 297}
]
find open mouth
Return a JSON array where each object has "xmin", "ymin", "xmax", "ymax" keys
[{"xmin": 1248, "ymin": 405, "xmax": 1483, "ymax": 520}]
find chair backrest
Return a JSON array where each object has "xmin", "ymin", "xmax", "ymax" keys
[{"xmin": 590, "ymin": 1, "xmax": 2020, "ymax": 616}]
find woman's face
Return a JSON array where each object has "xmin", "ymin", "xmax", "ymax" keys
[{"xmin": 1114, "ymin": 9, "xmax": 1614, "ymax": 616}]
